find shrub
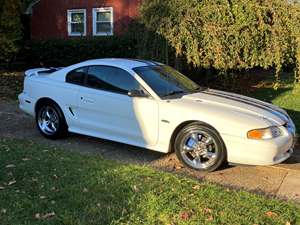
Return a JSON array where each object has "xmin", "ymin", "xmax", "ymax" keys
[
  {"xmin": 0, "ymin": 0, "xmax": 22, "ymax": 65},
  {"xmin": 22, "ymin": 36, "xmax": 137, "ymax": 67},
  {"xmin": 140, "ymin": 0, "xmax": 300, "ymax": 81}
]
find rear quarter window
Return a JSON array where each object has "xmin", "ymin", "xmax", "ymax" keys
[{"xmin": 66, "ymin": 67, "xmax": 87, "ymax": 85}]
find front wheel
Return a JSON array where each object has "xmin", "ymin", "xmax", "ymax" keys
[
  {"xmin": 36, "ymin": 102, "xmax": 68, "ymax": 139},
  {"xmin": 174, "ymin": 122, "xmax": 226, "ymax": 172}
]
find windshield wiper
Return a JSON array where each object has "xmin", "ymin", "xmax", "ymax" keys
[{"xmin": 162, "ymin": 90, "xmax": 186, "ymax": 98}]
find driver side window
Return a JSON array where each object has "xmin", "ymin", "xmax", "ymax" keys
[{"xmin": 86, "ymin": 66, "xmax": 142, "ymax": 95}]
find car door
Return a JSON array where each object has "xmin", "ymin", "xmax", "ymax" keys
[
  {"xmin": 76, "ymin": 65, "xmax": 159, "ymax": 147},
  {"xmin": 62, "ymin": 67, "xmax": 88, "ymax": 128}
]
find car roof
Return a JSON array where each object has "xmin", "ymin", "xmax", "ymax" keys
[{"xmin": 80, "ymin": 58, "xmax": 162, "ymax": 70}]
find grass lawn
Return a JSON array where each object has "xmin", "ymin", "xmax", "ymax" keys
[
  {"xmin": 0, "ymin": 139, "xmax": 299, "ymax": 225},
  {"xmin": 247, "ymin": 74, "xmax": 300, "ymax": 133}
]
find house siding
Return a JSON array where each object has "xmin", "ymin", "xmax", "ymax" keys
[{"xmin": 31, "ymin": 0, "xmax": 140, "ymax": 39}]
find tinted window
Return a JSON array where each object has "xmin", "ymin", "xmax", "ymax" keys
[
  {"xmin": 133, "ymin": 65, "xmax": 202, "ymax": 98},
  {"xmin": 66, "ymin": 67, "xmax": 87, "ymax": 85},
  {"xmin": 86, "ymin": 66, "xmax": 141, "ymax": 94}
]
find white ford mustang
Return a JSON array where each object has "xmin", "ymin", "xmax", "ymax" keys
[{"xmin": 19, "ymin": 58, "xmax": 296, "ymax": 171}]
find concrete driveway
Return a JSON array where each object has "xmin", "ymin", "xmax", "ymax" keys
[{"xmin": 1, "ymin": 100, "xmax": 300, "ymax": 202}]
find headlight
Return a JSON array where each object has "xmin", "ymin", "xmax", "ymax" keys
[{"xmin": 247, "ymin": 126, "xmax": 282, "ymax": 140}]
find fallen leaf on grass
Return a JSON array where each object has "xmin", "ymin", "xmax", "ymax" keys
[
  {"xmin": 1, "ymin": 209, "xmax": 7, "ymax": 214},
  {"xmin": 35, "ymin": 212, "xmax": 55, "ymax": 219},
  {"xmin": 6, "ymin": 164, "xmax": 15, "ymax": 168},
  {"xmin": 40, "ymin": 196, "xmax": 46, "ymax": 199},
  {"xmin": 180, "ymin": 211, "xmax": 191, "ymax": 220},
  {"xmin": 22, "ymin": 158, "xmax": 30, "ymax": 161},
  {"xmin": 42, "ymin": 212, "xmax": 55, "ymax": 219},
  {"xmin": 0, "ymin": 186, "xmax": 5, "ymax": 190},
  {"xmin": 206, "ymin": 215, "xmax": 213, "ymax": 221},
  {"xmin": 265, "ymin": 211, "xmax": 278, "ymax": 217},
  {"xmin": 83, "ymin": 188, "xmax": 88, "ymax": 193},
  {"xmin": 285, "ymin": 222, "xmax": 291, "ymax": 225},
  {"xmin": 192, "ymin": 185, "xmax": 201, "ymax": 190},
  {"xmin": 203, "ymin": 208, "xmax": 213, "ymax": 214},
  {"xmin": 8, "ymin": 180, "xmax": 16, "ymax": 186},
  {"xmin": 132, "ymin": 185, "xmax": 139, "ymax": 192}
]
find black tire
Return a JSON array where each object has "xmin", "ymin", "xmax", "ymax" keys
[
  {"xmin": 35, "ymin": 101, "xmax": 68, "ymax": 139},
  {"xmin": 174, "ymin": 122, "xmax": 226, "ymax": 172}
]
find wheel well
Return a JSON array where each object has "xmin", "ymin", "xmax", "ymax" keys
[
  {"xmin": 169, "ymin": 120, "xmax": 198, "ymax": 152},
  {"xmin": 35, "ymin": 97, "xmax": 60, "ymax": 114},
  {"xmin": 169, "ymin": 120, "xmax": 222, "ymax": 153}
]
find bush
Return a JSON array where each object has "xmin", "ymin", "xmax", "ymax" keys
[
  {"xmin": 21, "ymin": 36, "xmax": 138, "ymax": 67},
  {"xmin": 140, "ymin": 0, "xmax": 300, "ymax": 81},
  {"xmin": 0, "ymin": 0, "xmax": 22, "ymax": 65}
]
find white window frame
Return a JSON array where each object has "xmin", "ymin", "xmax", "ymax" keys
[
  {"xmin": 67, "ymin": 9, "xmax": 87, "ymax": 37},
  {"xmin": 92, "ymin": 7, "xmax": 114, "ymax": 36}
]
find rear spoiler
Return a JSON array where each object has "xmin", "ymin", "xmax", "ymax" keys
[{"xmin": 24, "ymin": 67, "xmax": 64, "ymax": 77}]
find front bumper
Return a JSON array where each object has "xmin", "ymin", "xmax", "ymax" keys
[{"xmin": 222, "ymin": 126, "xmax": 296, "ymax": 166}]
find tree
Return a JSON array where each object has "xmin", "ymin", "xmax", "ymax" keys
[
  {"xmin": 140, "ymin": 0, "xmax": 300, "ymax": 81},
  {"xmin": 0, "ymin": 0, "xmax": 22, "ymax": 65}
]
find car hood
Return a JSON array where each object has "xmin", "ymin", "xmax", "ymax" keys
[{"xmin": 181, "ymin": 89, "xmax": 290, "ymax": 126}]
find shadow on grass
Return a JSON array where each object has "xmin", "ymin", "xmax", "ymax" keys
[
  {"xmin": 249, "ymin": 87, "xmax": 293, "ymax": 103},
  {"xmin": 0, "ymin": 139, "xmax": 153, "ymax": 225}
]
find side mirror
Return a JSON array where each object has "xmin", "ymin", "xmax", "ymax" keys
[{"xmin": 128, "ymin": 89, "xmax": 148, "ymax": 98}]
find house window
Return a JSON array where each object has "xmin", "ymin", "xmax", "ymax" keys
[
  {"xmin": 93, "ymin": 7, "xmax": 113, "ymax": 36},
  {"xmin": 67, "ymin": 9, "xmax": 86, "ymax": 36}
]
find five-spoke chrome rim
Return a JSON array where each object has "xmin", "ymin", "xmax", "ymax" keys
[
  {"xmin": 38, "ymin": 106, "xmax": 59, "ymax": 135},
  {"xmin": 179, "ymin": 129, "xmax": 219, "ymax": 169}
]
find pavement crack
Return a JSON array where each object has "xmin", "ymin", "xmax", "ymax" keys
[{"xmin": 275, "ymin": 171, "xmax": 289, "ymax": 196}]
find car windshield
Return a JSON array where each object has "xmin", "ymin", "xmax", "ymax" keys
[{"xmin": 133, "ymin": 65, "xmax": 203, "ymax": 98}]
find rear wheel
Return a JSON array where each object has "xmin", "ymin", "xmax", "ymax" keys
[
  {"xmin": 36, "ymin": 102, "xmax": 68, "ymax": 139},
  {"xmin": 174, "ymin": 122, "xmax": 226, "ymax": 172}
]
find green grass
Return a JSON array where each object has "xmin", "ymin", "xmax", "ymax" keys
[
  {"xmin": 0, "ymin": 139, "xmax": 299, "ymax": 225},
  {"xmin": 249, "ymin": 75, "xmax": 300, "ymax": 132}
]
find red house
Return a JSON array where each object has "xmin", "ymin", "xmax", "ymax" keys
[{"xmin": 25, "ymin": 0, "xmax": 141, "ymax": 39}]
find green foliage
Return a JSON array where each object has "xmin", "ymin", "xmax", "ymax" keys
[
  {"xmin": 22, "ymin": 36, "xmax": 137, "ymax": 67},
  {"xmin": 0, "ymin": 0, "xmax": 23, "ymax": 64},
  {"xmin": 140, "ymin": 0, "xmax": 300, "ymax": 80},
  {"xmin": 127, "ymin": 21, "xmax": 172, "ymax": 64}
]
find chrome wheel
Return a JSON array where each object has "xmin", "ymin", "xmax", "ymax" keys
[
  {"xmin": 179, "ymin": 129, "xmax": 219, "ymax": 170},
  {"xmin": 37, "ymin": 106, "xmax": 59, "ymax": 135}
]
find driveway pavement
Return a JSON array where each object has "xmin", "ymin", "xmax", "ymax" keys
[{"xmin": 1, "ymin": 100, "xmax": 300, "ymax": 202}]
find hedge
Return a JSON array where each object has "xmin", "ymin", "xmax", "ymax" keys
[
  {"xmin": 21, "ymin": 36, "xmax": 138, "ymax": 67},
  {"xmin": 0, "ymin": 0, "xmax": 22, "ymax": 64}
]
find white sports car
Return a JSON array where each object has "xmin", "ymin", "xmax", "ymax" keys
[{"xmin": 19, "ymin": 58, "xmax": 296, "ymax": 171}]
